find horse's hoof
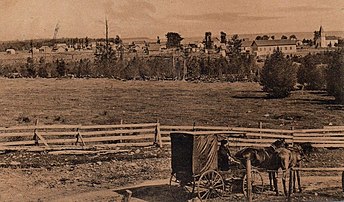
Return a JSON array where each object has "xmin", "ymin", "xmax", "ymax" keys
[{"xmin": 299, "ymin": 189, "xmax": 302, "ymax": 193}]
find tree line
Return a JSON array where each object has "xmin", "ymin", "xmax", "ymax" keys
[{"xmin": 260, "ymin": 49, "xmax": 344, "ymax": 103}]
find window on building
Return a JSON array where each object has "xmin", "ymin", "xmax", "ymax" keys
[
  {"xmin": 290, "ymin": 46, "xmax": 292, "ymax": 50},
  {"xmin": 285, "ymin": 47, "xmax": 287, "ymax": 50}
]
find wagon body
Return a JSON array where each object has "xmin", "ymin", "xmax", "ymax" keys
[
  {"xmin": 169, "ymin": 132, "xmax": 264, "ymax": 201},
  {"xmin": 170, "ymin": 132, "xmax": 219, "ymax": 182}
]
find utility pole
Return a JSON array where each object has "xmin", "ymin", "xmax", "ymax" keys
[
  {"xmin": 30, "ymin": 40, "xmax": 34, "ymax": 60},
  {"xmin": 182, "ymin": 49, "xmax": 188, "ymax": 81},
  {"xmin": 105, "ymin": 18, "xmax": 109, "ymax": 58}
]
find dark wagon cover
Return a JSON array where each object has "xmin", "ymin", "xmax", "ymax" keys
[{"xmin": 171, "ymin": 132, "xmax": 219, "ymax": 182}]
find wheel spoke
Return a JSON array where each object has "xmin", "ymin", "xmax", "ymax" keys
[
  {"xmin": 205, "ymin": 190, "xmax": 211, "ymax": 199},
  {"xmin": 201, "ymin": 190, "xmax": 210, "ymax": 199},
  {"xmin": 213, "ymin": 177, "xmax": 222, "ymax": 186}
]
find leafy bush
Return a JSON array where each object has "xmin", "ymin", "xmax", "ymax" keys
[
  {"xmin": 260, "ymin": 50, "xmax": 297, "ymax": 98},
  {"xmin": 326, "ymin": 50, "xmax": 344, "ymax": 103}
]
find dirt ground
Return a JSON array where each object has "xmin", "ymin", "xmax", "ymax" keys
[
  {"xmin": 0, "ymin": 78, "xmax": 344, "ymax": 201},
  {"xmin": 1, "ymin": 147, "xmax": 344, "ymax": 202}
]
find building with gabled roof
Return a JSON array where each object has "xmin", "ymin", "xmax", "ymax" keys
[
  {"xmin": 251, "ymin": 39, "xmax": 297, "ymax": 56},
  {"xmin": 240, "ymin": 40, "xmax": 253, "ymax": 54},
  {"xmin": 316, "ymin": 26, "xmax": 339, "ymax": 48}
]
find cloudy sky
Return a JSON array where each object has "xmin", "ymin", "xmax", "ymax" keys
[{"xmin": 0, "ymin": 0, "xmax": 343, "ymax": 41}]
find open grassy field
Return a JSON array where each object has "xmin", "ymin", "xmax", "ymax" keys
[
  {"xmin": 0, "ymin": 78, "xmax": 343, "ymax": 129},
  {"xmin": 1, "ymin": 78, "xmax": 344, "ymax": 201}
]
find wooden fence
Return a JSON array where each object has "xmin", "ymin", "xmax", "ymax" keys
[
  {"xmin": 0, "ymin": 122, "xmax": 161, "ymax": 150},
  {"xmin": 0, "ymin": 122, "xmax": 344, "ymax": 150}
]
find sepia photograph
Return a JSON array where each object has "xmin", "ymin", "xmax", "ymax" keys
[{"xmin": 0, "ymin": 0, "xmax": 343, "ymax": 201}]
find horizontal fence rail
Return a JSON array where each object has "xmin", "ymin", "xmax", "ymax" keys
[
  {"xmin": 0, "ymin": 123, "xmax": 344, "ymax": 150},
  {"xmin": 0, "ymin": 122, "xmax": 162, "ymax": 150}
]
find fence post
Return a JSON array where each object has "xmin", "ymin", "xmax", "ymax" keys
[
  {"xmin": 33, "ymin": 119, "xmax": 39, "ymax": 146},
  {"xmin": 120, "ymin": 119, "xmax": 123, "ymax": 143},
  {"xmin": 32, "ymin": 119, "xmax": 49, "ymax": 148},
  {"xmin": 246, "ymin": 159, "xmax": 252, "ymax": 202},
  {"xmin": 259, "ymin": 122, "xmax": 263, "ymax": 139},
  {"xmin": 154, "ymin": 120, "xmax": 162, "ymax": 148},
  {"xmin": 75, "ymin": 128, "xmax": 85, "ymax": 147},
  {"xmin": 291, "ymin": 126, "xmax": 295, "ymax": 147}
]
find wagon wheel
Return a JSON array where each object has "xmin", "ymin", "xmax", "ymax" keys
[
  {"xmin": 242, "ymin": 169, "xmax": 264, "ymax": 197},
  {"xmin": 197, "ymin": 170, "xmax": 225, "ymax": 201},
  {"xmin": 169, "ymin": 173, "xmax": 195, "ymax": 200}
]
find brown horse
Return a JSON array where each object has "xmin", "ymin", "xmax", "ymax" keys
[
  {"xmin": 234, "ymin": 139, "xmax": 288, "ymax": 195},
  {"xmin": 277, "ymin": 142, "xmax": 313, "ymax": 195}
]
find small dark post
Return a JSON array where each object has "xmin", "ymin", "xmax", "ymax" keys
[
  {"xmin": 154, "ymin": 120, "xmax": 162, "ymax": 148},
  {"xmin": 291, "ymin": 126, "xmax": 295, "ymax": 147},
  {"xmin": 33, "ymin": 119, "xmax": 39, "ymax": 146},
  {"xmin": 342, "ymin": 171, "xmax": 344, "ymax": 192}
]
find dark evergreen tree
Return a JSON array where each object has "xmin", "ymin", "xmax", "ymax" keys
[{"xmin": 260, "ymin": 50, "xmax": 297, "ymax": 98}]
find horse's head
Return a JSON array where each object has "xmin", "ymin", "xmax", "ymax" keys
[
  {"xmin": 271, "ymin": 139, "xmax": 288, "ymax": 150},
  {"xmin": 293, "ymin": 142, "xmax": 314, "ymax": 161}
]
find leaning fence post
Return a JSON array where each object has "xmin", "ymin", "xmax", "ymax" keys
[
  {"xmin": 33, "ymin": 119, "xmax": 39, "ymax": 146},
  {"xmin": 246, "ymin": 159, "xmax": 252, "ymax": 202}
]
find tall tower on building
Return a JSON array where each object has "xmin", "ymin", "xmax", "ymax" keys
[{"xmin": 319, "ymin": 26, "xmax": 326, "ymax": 48}]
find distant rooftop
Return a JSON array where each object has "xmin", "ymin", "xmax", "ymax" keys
[
  {"xmin": 253, "ymin": 39, "xmax": 297, "ymax": 46},
  {"xmin": 325, "ymin": 36, "xmax": 338, "ymax": 40}
]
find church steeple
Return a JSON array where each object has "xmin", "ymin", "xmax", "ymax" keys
[
  {"xmin": 319, "ymin": 26, "xmax": 325, "ymax": 37},
  {"xmin": 319, "ymin": 25, "xmax": 327, "ymax": 48}
]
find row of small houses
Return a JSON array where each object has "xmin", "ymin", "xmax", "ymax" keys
[{"xmin": 2, "ymin": 39, "xmax": 298, "ymax": 58}]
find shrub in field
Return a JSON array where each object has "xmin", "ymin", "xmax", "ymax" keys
[
  {"xmin": 25, "ymin": 57, "xmax": 36, "ymax": 78},
  {"xmin": 55, "ymin": 59, "xmax": 66, "ymax": 77},
  {"xmin": 260, "ymin": 50, "xmax": 297, "ymax": 98},
  {"xmin": 326, "ymin": 49, "xmax": 344, "ymax": 103},
  {"xmin": 37, "ymin": 57, "xmax": 48, "ymax": 78},
  {"xmin": 297, "ymin": 54, "xmax": 326, "ymax": 90}
]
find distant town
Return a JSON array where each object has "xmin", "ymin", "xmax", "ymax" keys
[{"xmin": 1, "ymin": 25, "xmax": 343, "ymax": 59}]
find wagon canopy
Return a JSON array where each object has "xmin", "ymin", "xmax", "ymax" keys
[{"xmin": 170, "ymin": 132, "xmax": 218, "ymax": 177}]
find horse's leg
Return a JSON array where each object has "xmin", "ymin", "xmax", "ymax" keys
[
  {"xmin": 273, "ymin": 172, "xmax": 279, "ymax": 195},
  {"xmin": 269, "ymin": 172, "xmax": 273, "ymax": 191},
  {"xmin": 281, "ymin": 169, "xmax": 288, "ymax": 196},
  {"xmin": 293, "ymin": 170, "xmax": 296, "ymax": 193},
  {"xmin": 296, "ymin": 170, "xmax": 302, "ymax": 192}
]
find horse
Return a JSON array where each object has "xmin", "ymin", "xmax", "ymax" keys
[
  {"xmin": 234, "ymin": 139, "xmax": 288, "ymax": 195},
  {"xmin": 277, "ymin": 142, "xmax": 314, "ymax": 195}
]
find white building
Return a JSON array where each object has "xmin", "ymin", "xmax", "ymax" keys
[{"xmin": 251, "ymin": 40, "xmax": 297, "ymax": 57}]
